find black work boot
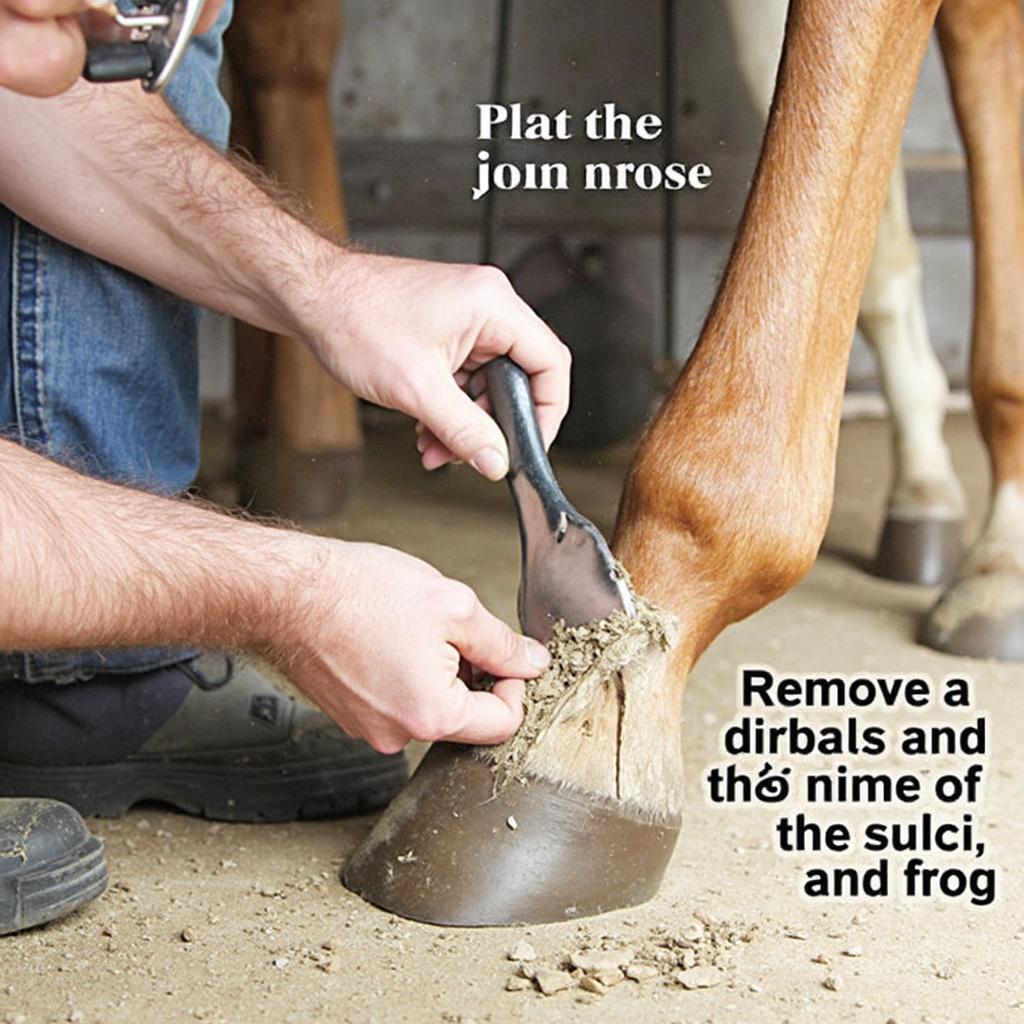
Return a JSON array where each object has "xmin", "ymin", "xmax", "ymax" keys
[
  {"xmin": 0, "ymin": 798, "xmax": 107, "ymax": 935},
  {"xmin": 0, "ymin": 655, "xmax": 407, "ymax": 822}
]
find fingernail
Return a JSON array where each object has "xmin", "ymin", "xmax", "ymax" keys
[
  {"xmin": 469, "ymin": 446, "xmax": 508, "ymax": 481},
  {"xmin": 416, "ymin": 433, "xmax": 430, "ymax": 454},
  {"xmin": 526, "ymin": 639, "xmax": 551, "ymax": 669}
]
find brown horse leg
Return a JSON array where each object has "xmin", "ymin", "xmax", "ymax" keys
[
  {"xmin": 725, "ymin": 0, "xmax": 964, "ymax": 587},
  {"xmin": 226, "ymin": 0, "xmax": 364, "ymax": 520},
  {"xmin": 540, "ymin": 0, "xmax": 943, "ymax": 804},
  {"xmin": 613, "ymin": 0, "xmax": 941, "ymax": 732},
  {"xmin": 343, "ymin": 0, "xmax": 941, "ymax": 926},
  {"xmin": 923, "ymin": 0, "xmax": 1024, "ymax": 659}
]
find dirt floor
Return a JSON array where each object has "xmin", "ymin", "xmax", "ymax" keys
[{"xmin": 2, "ymin": 412, "xmax": 1021, "ymax": 1024}]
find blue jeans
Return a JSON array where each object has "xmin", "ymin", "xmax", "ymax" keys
[{"xmin": 0, "ymin": 3, "xmax": 234, "ymax": 683}]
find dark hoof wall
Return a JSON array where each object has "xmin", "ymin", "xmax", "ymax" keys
[
  {"xmin": 921, "ymin": 593, "xmax": 1024, "ymax": 661},
  {"xmin": 236, "ymin": 440, "xmax": 363, "ymax": 520},
  {"xmin": 343, "ymin": 744, "xmax": 680, "ymax": 927},
  {"xmin": 872, "ymin": 517, "xmax": 964, "ymax": 586}
]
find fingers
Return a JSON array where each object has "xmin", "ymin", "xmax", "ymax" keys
[
  {"xmin": 0, "ymin": 8, "xmax": 85, "ymax": 96},
  {"xmin": 361, "ymin": 676, "xmax": 525, "ymax": 751},
  {"xmin": 352, "ymin": 680, "xmax": 525, "ymax": 751},
  {"xmin": 6, "ymin": 0, "xmax": 86, "ymax": 15},
  {"xmin": 476, "ymin": 288, "xmax": 572, "ymax": 451},
  {"xmin": 442, "ymin": 678, "xmax": 524, "ymax": 745},
  {"xmin": 413, "ymin": 285, "xmax": 571, "ymax": 476},
  {"xmin": 415, "ymin": 391, "xmax": 491, "ymax": 472},
  {"xmin": 415, "ymin": 373, "xmax": 510, "ymax": 481},
  {"xmin": 322, "ymin": 588, "xmax": 542, "ymax": 753},
  {"xmin": 447, "ymin": 593, "xmax": 550, "ymax": 680}
]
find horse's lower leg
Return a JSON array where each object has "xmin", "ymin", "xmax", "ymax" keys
[
  {"xmin": 726, "ymin": 0, "xmax": 963, "ymax": 585},
  {"xmin": 924, "ymin": 0, "xmax": 1024, "ymax": 659},
  {"xmin": 860, "ymin": 161, "xmax": 966, "ymax": 584},
  {"xmin": 614, "ymin": 0, "xmax": 940, "ymax": 713},
  {"xmin": 227, "ymin": 0, "xmax": 364, "ymax": 519},
  {"xmin": 343, "ymin": 0, "xmax": 942, "ymax": 925}
]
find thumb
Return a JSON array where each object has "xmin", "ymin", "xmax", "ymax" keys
[
  {"xmin": 448, "ymin": 598, "xmax": 551, "ymax": 680},
  {"xmin": 441, "ymin": 680, "xmax": 525, "ymax": 746},
  {"xmin": 422, "ymin": 376, "xmax": 510, "ymax": 481}
]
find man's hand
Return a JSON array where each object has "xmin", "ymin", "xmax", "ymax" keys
[
  {"xmin": 0, "ymin": 440, "xmax": 544, "ymax": 753},
  {"xmin": 304, "ymin": 254, "xmax": 572, "ymax": 481},
  {"xmin": 0, "ymin": 0, "xmax": 225, "ymax": 97},
  {"xmin": 278, "ymin": 539, "xmax": 549, "ymax": 753},
  {"xmin": 0, "ymin": 0, "xmax": 87, "ymax": 96}
]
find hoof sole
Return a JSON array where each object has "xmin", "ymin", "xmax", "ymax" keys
[
  {"xmin": 343, "ymin": 744, "xmax": 680, "ymax": 926},
  {"xmin": 872, "ymin": 517, "xmax": 964, "ymax": 586}
]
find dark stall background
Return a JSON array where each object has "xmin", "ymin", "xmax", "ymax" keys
[{"xmin": 200, "ymin": 0, "xmax": 970, "ymax": 403}]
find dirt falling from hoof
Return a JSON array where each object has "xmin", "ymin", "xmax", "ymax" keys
[
  {"xmin": 482, "ymin": 591, "xmax": 680, "ymax": 819},
  {"xmin": 504, "ymin": 915, "xmax": 757, "ymax": 998}
]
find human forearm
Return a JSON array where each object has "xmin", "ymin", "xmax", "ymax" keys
[
  {"xmin": 0, "ymin": 439, "xmax": 307, "ymax": 654},
  {"xmin": 0, "ymin": 439, "xmax": 544, "ymax": 751},
  {"xmin": 0, "ymin": 81, "xmax": 330, "ymax": 338},
  {"xmin": 0, "ymin": 79, "xmax": 571, "ymax": 480}
]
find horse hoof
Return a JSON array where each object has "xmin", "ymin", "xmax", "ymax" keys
[
  {"xmin": 921, "ymin": 571, "xmax": 1024, "ymax": 660},
  {"xmin": 872, "ymin": 517, "xmax": 964, "ymax": 586},
  {"xmin": 342, "ymin": 743, "xmax": 680, "ymax": 926}
]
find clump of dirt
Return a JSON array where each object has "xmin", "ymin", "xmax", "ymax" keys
[
  {"xmin": 485, "ymin": 595, "xmax": 677, "ymax": 790},
  {"xmin": 504, "ymin": 913, "xmax": 757, "ymax": 999}
]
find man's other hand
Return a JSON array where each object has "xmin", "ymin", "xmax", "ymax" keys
[
  {"xmin": 303, "ymin": 254, "xmax": 572, "ymax": 482},
  {"xmin": 0, "ymin": 0, "xmax": 87, "ymax": 96},
  {"xmin": 277, "ymin": 538, "xmax": 550, "ymax": 753}
]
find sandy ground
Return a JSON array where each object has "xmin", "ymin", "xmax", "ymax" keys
[{"xmin": 2, "ymin": 412, "xmax": 1021, "ymax": 1024}]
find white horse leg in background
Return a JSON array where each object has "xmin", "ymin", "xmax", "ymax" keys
[{"xmin": 724, "ymin": 0, "xmax": 966, "ymax": 587}]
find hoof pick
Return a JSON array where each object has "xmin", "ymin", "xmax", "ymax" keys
[{"xmin": 482, "ymin": 357, "xmax": 634, "ymax": 643}]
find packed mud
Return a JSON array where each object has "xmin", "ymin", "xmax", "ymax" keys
[{"xmin": 485, "ymin": 597, "xmax": 677, "ymax": 791}]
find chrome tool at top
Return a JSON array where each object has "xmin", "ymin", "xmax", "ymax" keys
[{"xmin": 81, "ymin": 0, "xmax": 204, "ymax": 93}]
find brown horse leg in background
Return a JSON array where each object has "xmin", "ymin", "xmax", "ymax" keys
[
  {"xmin": 923, "ymin": 0, "xmax": 1024, "ymax": 660},
  {"xmin": 225, "ymin": 0, "xmax": 364, "ymax": 520}
]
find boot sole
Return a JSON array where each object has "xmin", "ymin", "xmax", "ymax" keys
[
  {"xmin": 0, "ymin": 755, "xmax": 407, "ymax": 823},
  {"xmin": 0, "ymin": 833, "xmax": 107, "ymax": 935}
]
